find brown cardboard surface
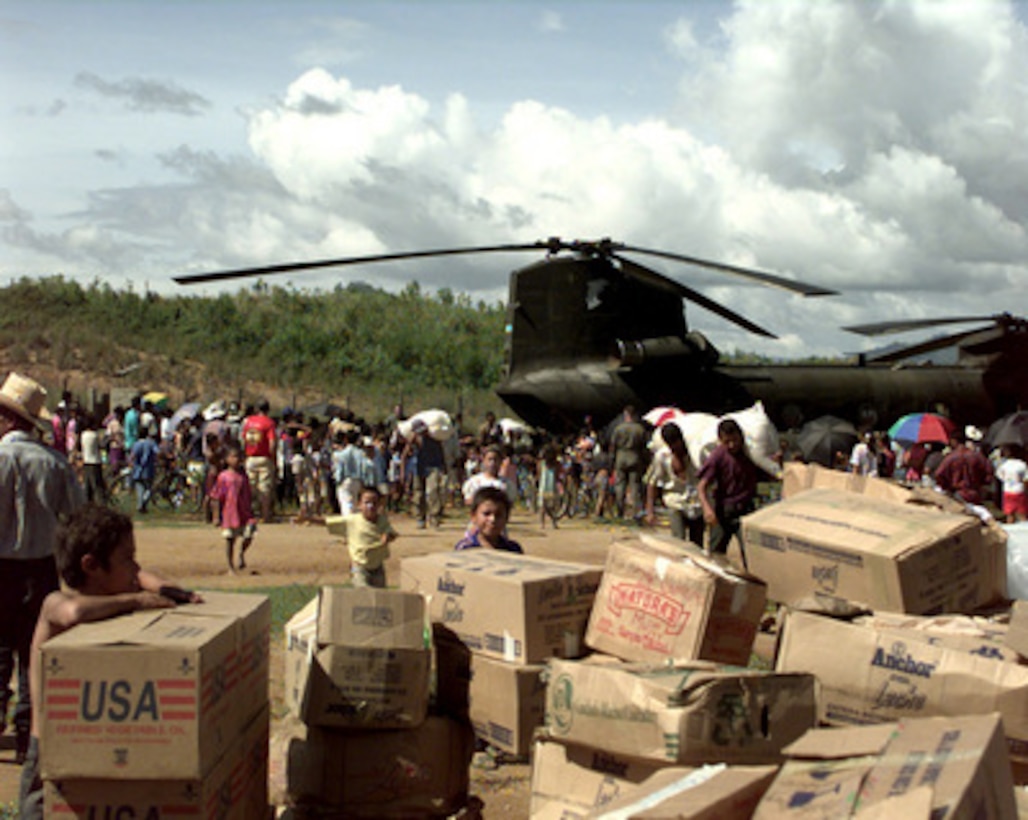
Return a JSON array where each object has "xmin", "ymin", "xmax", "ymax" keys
[
  {"xmin": 401, "ymin": 550, "xmax": 602, "ymax": 664},
  {"xmin": 776, "ymin": 610, "xmax": 1028, "ymax": 761},
  {"xmin": 40, "ymin": 593, "xmax": 269, "ymax": 780},
  {"xmin": 284, "ymin": 587, "xmax": 429, "ymax": 729},
  {"xmin": 781, "ymin": 463, "xmax": 914, "ymax": 503},
  {"xmin": 586, "ymin": 764, "xmax": 778, "ymax": 820},
  {"xmin": 585, "ymin": 536, "xmax": 766, "ymax": 666},
  {"xmin": 742, "ymin": 487, "xmax": 1006, "ymax": 614},
  {"xmin": 529, "ymin": 737, "xmax": 671, "ymax": 820},
  {"xmin": 1005, "ymin": 600, "xmax": 1028, "ymax": 659},
  {"xmin": 468, "ymin": 653, "xmax": 545, "ymax": 757},
  {"xmin": 755, "ymin": 714, "xmax": 1017, "ymax": 820},
  {"xmin": 855, "ymin": 610, "xmax": 1015, "ymax": 662},
  {"xmin": 543, "ymin": 657, "xmax": 817, "ymax": 765},
  {"xmin": 285, "ymin": 715, "xmax": 474, "ymax": 816},
  {"xmin": 45, "ymin": 704, "xmax": 269, "ymax": 820}
]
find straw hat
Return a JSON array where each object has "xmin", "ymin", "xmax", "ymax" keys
[{"xmin": 0, "ymin": 372, "xmax": 52, "ymax": 428}]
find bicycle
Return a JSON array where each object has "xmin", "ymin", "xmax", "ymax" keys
[{"xmin": 149, "ymin": 466, "xmax": 190, "ymax": 512}]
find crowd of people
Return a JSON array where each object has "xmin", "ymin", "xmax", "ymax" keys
[
  {"xmin": 6, "ymin": 365, "xmax": 1028, "ymax": 817},
  {"xmin": 840, "ymin": 426, "xmax": 1027, "ymax": 523}
]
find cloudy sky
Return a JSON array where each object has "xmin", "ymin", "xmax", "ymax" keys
[{"xmin": 4, "ymin": 0, "xmax": 1028, "ymax": 358}]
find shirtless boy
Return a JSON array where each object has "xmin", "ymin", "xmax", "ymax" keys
[{"xmin": 19, "ymin": 504, "xmax": 200, "ymax": 820}]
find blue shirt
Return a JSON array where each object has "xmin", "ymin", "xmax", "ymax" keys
[
  {"xmin": 130, "ymin": 438, "xmax": 159, "ymax": 482},
  {"xmin": 453, "ymin": 530, "xmax": 523, "ymax": 553},
  {"xmin": 332, "ymin": 444, "xmax": 365, "ymax": 484},
  {"xmin": 0, "ymin": 430, "xmax": 83, "ymax": 560}
]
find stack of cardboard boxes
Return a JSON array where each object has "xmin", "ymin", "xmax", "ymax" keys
[
  {"xmin": 40, "ymin": 591, "xmax": 271, "ymax": 819},
  {"xmin": 281, "ymin": 585, "xmax": 475, "ymax": 817},
  {"xmin": 402, "ymin": 549, "xmax": 604, "ymax": 758},
  {"xmin": 521, "ymin": 465, "xmax": 1025, "ymax": 819},
  {"xmin": 529, "ymin": 534, "xmax": 822, "ymax": 818}
]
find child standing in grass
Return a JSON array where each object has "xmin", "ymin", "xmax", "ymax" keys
[
  {"xmin": 335, "ymin": 486, "xmax": 397, "ymax": 587},
  {"xmin": 209, "ymin": 446, "xmax": 257, "ymax": 573}
]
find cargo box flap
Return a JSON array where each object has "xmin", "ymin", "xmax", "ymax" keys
[
  {"xmin": 854, "ymin": 787, "xmax": 933, "ymax": 820},
  {"xmin": 44, "ymin": 609, "xmax": 170, "ymax": 647},
  {"xmin": 746, "ymin": 487, "xmax": 979, "ymax": 559},
  {"xmin": 634, "ymin": 533, "xmax": 765, "ymax": 586},
  {"xmin": 403, "ymin": 549, "xmax": 602, "ymax": 584},
  {"xmin": 187, "ymin": 590, "xmax": 269, "ymax": 620},
  {"xmin": 317, "ymin": 587, "xmax": 425, "ymax": 647},
  {"xmin": 782, "ymin": 724, "xmax": 896, "ymax": 760}
]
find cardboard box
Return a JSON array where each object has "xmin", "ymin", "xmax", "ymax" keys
[
  {"xmin": 543, "ymin": 657, "xmax": 817, "ymax": 765},
  {"xmin": 781, "ymin": 462, "xmax": 913, "ymax": 502},
  {"xmin": 40, "ymin": 593, "xmax": 270, "ymax": 780},
  {"xmin": 753, "ymin": 714, "xmax": 1017, "ymax": 819},
  {"xmin": 45, "ymin": 705, "xmax": 269, "ymax": 819},
  {"xmin": 855, "ymin": 610, "xmax": 1016, "ymax": 662},
  {"xmin": 586, "ymin": 764, "xmax": 778, "ymax": 820},
  {"xmin": 1005, "ymin": 600, "xmax": 1028, "ymax": 660},
  {"xmin": 530, "ymin": 737, "xmax": 671, "ymax": 820},
  {"xmin": 286, "ymin": 716, "xmax": 474, "ymax": 817},
  {"xmin": 192, "ymin": 591, "xmax": 272, "ymax": 721},
  {"xmin": 468, "ymin": 653, "xmax": 545, "ymax": 757},
  {"xmin": 284, "ymin": 587, "xmax": 429, "ymax": 729},
  {"xmin": 401, "ymin": 551, "xmax": 602, "ymax": 664},
  {"xmin": 775, "ymin": 610, "xmax": 1028, "ymax": 761},
  {"xmin": 742, "ymin": 487, "xmax": 1006, "ymax": 614},
  {"xmin": 585, "ymin": 535, "xmax": 766, "ymax": 666}
]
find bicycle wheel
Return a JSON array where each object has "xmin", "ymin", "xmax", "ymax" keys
[{"xmin": 152, "ymin": 472, "xmax": 188, "ymax": 512}]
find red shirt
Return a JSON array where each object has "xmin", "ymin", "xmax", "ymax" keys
[
  {"xmin": 241, "ymin": 414, "xmax": 276, "ymax": 458},
  {"xmin": 934, "ymin": 446, "xmax": 993, "ymax": 505},
  {"xmin": 209, "ymin": 468, "xmax": 254, "ymax": 528},
  {"xmin": 697, "ymin": 444, "xmax": 758, "ymax": 509}
]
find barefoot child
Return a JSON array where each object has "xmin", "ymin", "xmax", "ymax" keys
[
  {"xmin": 334, "ymin": 486, "xmax": 397, "ymax": 588},
  {"xmin": 209, "ymin": 445, "xmax": 258, "ymax": 573},
  {"xmin": 20, "ymin": 504, "xmax": 200, "ymax": 820},
  {"xmin": 454, "ymin": 486, "xmax": 523, "ymax": 553}
]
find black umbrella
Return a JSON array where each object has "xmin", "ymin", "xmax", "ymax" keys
[
  {"xmin": 985, "ymin": 410, "xmax": 1028, "ymax": 450},
  {"xmin": 796, "ymin": 415, "xmax": 860, "ymax": 468}
]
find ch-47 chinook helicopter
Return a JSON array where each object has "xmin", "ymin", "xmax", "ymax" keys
[{"xmin": 174, "ymin": 237, "xmax": 1028, "ymax": 430}]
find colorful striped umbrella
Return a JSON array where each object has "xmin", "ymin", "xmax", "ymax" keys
[{"xmin": 888, "ymin": 412, "xmax": 956, "ymax": 445}]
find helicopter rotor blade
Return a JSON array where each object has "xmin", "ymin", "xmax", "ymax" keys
[
  {"xmin": 843, "ymin": 315, "xmax": 1001, "ymax": 337},
  {"xmin": 173, "ymin": 242, "xmax": 552, "ymax": 285},
  {"xmin": 619, "ymin": 244, "xmax": 837, "ymax": 297},
  {"xmin": 614, "ymin": 254, "xmax": 777, "ymax": 339},
  {"xmin": 864, "ymin": 326, "xmax": 991, "ymax": 364}
]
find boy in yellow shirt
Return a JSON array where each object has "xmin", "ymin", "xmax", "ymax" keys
[{"xmin": 337, "ymin": 486, "xmax": 397, "ymax": 587}]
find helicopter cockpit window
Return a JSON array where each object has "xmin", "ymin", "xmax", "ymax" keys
[{"xmin": 586, "ymin": 278, "xmax": 612, "ymax": 311}]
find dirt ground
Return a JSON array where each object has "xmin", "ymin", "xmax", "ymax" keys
[{"xmin": 0, "ymin": 505, "xmax": 688, "ymax": 817}]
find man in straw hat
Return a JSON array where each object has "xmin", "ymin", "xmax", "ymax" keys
[{"xmin": 0, "ymin": 372, "xmax": 83, "ymax": 763}]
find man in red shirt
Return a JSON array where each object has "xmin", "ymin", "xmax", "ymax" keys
[
  {"xmin": 241, "ymin": 400, "xmax": 277, "ymax": 523},
  {"xmin": 934, "ymin": 427, "xmax": 993, "ymax": 506}
]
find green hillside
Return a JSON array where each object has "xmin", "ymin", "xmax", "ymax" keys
[{"xmin": 0, "ymin": 276, "xmax": 506, "ymax": 420}]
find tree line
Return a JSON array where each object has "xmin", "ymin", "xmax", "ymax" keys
[{"xmin": 0, "ymin": 276, "xmax": 507, "ymax": 399}]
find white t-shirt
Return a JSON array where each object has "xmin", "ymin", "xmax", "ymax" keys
[
  {"xmin": 80, "ymin": 429, "xmax": 101, "ymax": 465},
  {"xmin": 849, "ymin": 441, "xmax": 877, "ymax": 476},
  {"xmin": 997, "ymin": 458, "xmax": 1027, "ymax": 495}
]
